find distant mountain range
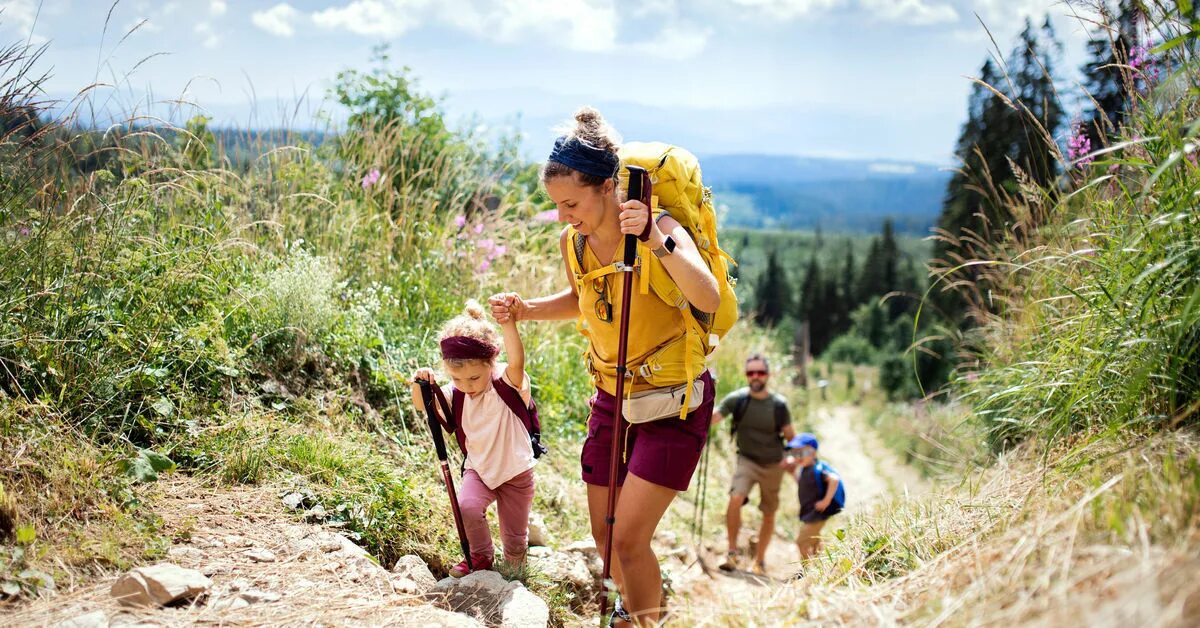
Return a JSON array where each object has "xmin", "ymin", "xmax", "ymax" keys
[{"xmin": 701, "ymin": 154, "xmax": 951, "ymax": 235}]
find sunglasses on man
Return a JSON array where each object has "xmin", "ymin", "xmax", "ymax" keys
[{"xmin": 745, "ymin": 370, "xmax": 768, "ymax": 377}]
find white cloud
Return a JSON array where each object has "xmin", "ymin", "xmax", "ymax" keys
[
  {"xmin": 210, "ymin": 0, "xmax": 228, "ymax": 17},
  {"xmin": 195, "ymin": 21, "xmax": 220, "ymax": 48},
  {"xmin": 862, "ymin": 0, "xmax": 957, "ymax": 26},
  {"xmin": 728, "ymin": 0, "xmax": 845, "ymax": 20},
  {"xmin": 308, "ymin": 0, "xmax": 702, "ymax": 58},
  {"xmin": 253, "ymin": 2, "xmax": 303, "ymax": 37},
  {"xmin": 0, "ymin": 0, "xmax": 46, "ymax": 43},
  {"xmin": 442, "ymin": 0, "xmax": 618, "ymax": 53},
  {"xmin": 311, "ymin": 0, "xmax": 431, "ymax": 37},
  {"xmin": 632, "ymin": 22, "xmax": 713, "ymax": 60}
]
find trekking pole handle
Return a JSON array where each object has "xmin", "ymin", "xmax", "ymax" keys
[
  {"xmin": 624, "ymin": 165, "xmax": 650, "ymax": 267},
  {"xmin": 416, "ymin": 379, "xmax": 450, "ymax": 462}
]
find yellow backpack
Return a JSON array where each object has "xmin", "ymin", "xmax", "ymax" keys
[{"xmin": 566, "ymin": 141, "xmax": 739, "ymax": 418}]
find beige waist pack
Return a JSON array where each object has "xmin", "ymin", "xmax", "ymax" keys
[{"xmin": 624, "ymin": 379, "xmax": 705, "ymax": 424}]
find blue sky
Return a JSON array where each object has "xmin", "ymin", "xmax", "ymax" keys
[{"xmin": 1, "ymin": 0, "xmax": 1099, "ymax": 163}]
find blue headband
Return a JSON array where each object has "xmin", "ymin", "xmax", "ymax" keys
[{"xmin": 548, "ymin": 135, "xmax": 619, "ymax": 180}]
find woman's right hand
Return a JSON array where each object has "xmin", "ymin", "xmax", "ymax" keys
[
  {"xmin": 412, "ymin": 367, "xmax": 436, "ymax": 384},
  {"xmin": 488, "ymin": 292, "xmax": 527, "ymax": 324}
]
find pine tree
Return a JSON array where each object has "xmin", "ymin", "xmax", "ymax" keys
[
  {"xmin": 753, "ymin": 248, "xmax": 791, "ymax": 327},
  {"xmin": 1082, "ymin": 1, "xmax": 1142, "ymax": 144}
]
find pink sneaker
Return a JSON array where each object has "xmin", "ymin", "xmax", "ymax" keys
[{"xmin": 449, "ymin": 556, "xmax": 493, "ymax": 578}]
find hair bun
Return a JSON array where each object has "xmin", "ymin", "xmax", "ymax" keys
[
  {"xmin": 464, "ymin": 299, "xmax": 485, "ymax": 321},
  {"xmin": 569, "ymin": 106, "xmax": 619, "ymax": 153}
]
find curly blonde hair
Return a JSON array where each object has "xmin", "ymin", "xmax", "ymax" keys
[{"xmin": 438, "ymin": 300, "xmax": 500, "ymax": 368}]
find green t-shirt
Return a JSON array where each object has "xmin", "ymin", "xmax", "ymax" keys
[{"xmin": 718, "ymin": 387, "xmax": 791, "ymax": 464}]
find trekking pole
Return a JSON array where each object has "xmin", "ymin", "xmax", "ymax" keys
[
  {"xmin": 599, "ymin": 164, "xmax": 650, "ymax": 626},
  {"xmin": 416, "ymin": 379, "xmax": 472, "ymax": 572}
]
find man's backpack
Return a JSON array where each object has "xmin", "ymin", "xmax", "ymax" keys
[
  {"xmin": 730, "ymin": 390, "xmax": 789, "ymax": 438},
  {"xmin": 565, "ymin": 142, "xmax": 739, "ymax": 418},
  {"xmin": 433, "ymin": 377, "xmax": 547, "ymax": 462}
]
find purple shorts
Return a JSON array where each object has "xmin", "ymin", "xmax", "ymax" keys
[{"xmin": 580, "ymin": 371, "xmax": 715, "ymax": 492}]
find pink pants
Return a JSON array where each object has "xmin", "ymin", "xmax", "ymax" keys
[{"xmin": 458, "ymin": 468, "xmax": 535, "ymax": 563}]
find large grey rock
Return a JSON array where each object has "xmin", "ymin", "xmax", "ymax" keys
[
  {"xmin": 110, "ymin": 563, "xmax": 211, "ymax": 607},
  {"xmin": 391, "ymin": 554, "xmax": 437, "ymax": 592},
  {"xmin": 526, "ymin": 512, "xmax": 549, "ymax": 547},
  {"xmin": 430, "ymin": 571, "xmax": 547, "ymax": 627},
  {"xmin": 529, "ymin": 551, "xmax": 592, "ymax": 591},
  {"xmin": 500, "ymin": 585, "xmax": 549, "ymax": 628}
]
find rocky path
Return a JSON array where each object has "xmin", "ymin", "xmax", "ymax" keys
[{"xmin": 2, "ymin": 477, "xmax": 585, "ymax": 627}]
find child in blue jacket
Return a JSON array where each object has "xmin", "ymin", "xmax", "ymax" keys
[{"xmin": 782, "ymin": 433, "xmax": 844, "ymax": 559}]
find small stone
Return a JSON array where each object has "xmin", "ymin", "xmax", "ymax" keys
[
  {"xmin": 54, "ymin": 610, "xmax": 108, "ymax": 628},
  {"xmin": 227, "ymin": 578, "xmax": 251, "ymax": 592},
  {"xmin": 563, "ymin": 539, "xmax": 598, "ymax": 559},
  {"xmin": 239, "ymin": 588, "xmax": 280, "ymax": 604},
  {"xmin": 391, "ymin": 578, "xmax": 421, "ymax": 594},
  {"xmin": 223, "ymin": 535, "xmax": 249, "ymax": 548},
  {"xmin": 209, "ymin": 596, "xmax": 251, "ymax": 612},
  {"xmin": 526, "ymin": 512, "xmax": 549, "ymax": 547},
  {"xmin": 244, "ymin": 548, "xmax": 277, "ymax": 563},
  {"xmin": 201, "ymin": 563, "xmax": 232, "ymax": 577},
  {"xmin": 303, "ymin": 505, "xmax": 327, "ymax": 521},
  {"xmin": 526, "ymin": 546, "xmax": 552, "ymax": 558},
  {"xmin": 281, "ymin": 492, "xmax": 305, "ymax": 510},
  {"xmin": 391, "ymin": 555, "xmax": 437, "ymax": 592},
  {"xmin": 110, "ymin": 563, "xmax": 211, "ymax": 608},
  {"xmin": 655, "ymin": 530, "xmax": 678, "ymax": 548},
  {"xmin": 166, "ymin": 547, "xmax": 203, "ymax": 561}
]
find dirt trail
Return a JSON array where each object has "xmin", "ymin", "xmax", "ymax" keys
[
  {"xmin": 2, "ymin": 478, "xmax": 477, "ymax": 628},
  {"xmin": 667, "ymin": 404, "xmax": 927, "ymax": 624}
]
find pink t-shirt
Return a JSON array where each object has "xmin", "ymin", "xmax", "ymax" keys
[{"xmin": 444, "ymin": 364, "xmax": 535, "ymax": 490}]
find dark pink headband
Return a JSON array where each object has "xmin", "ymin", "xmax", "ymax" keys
[{"xmin": 440, "ymin": 336, "xmax": 499, "ymax": 361}]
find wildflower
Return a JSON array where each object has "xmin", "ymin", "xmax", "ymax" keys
[
  {"xmin": 473, "ymin": 224, "xmax": 484, "ymax": 235},
  {"xmin": 454, "ymin": 214, "xmax": 467, "ymax": 228},
  {"xmin": 1129, "ymin": 45, "xmax": 1148, "ymax": 70},
  {"xmin": 533, "ymin": 209, "xmax": 558, "ymax": 223},
  {"xmin": 1067, "ymin": 122, "xmax": 1093, "ymax": 169},
  {"xmin": 477, "ymin": 238, "xmax": 495, "ymax": 251},
  {"xmin": 492, "ymin": 244, "xmax": 507, "ymax": 257},
  {"xmin": 478, "ymin": 260, "xmax": 491, "ymax": 273},
  {"xmin": 18, "ymin": 225, "xmax": 30, "ymax": 237},
  {"xmin": 360, "ymin": 168, "xmax": 381, "ymax": 189}
]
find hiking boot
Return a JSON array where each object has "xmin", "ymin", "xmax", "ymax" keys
[
  {"xmin": 449, "ymin": 555, "xmax": 493, "ymax": 578},
  {"xmin": 718, "ymin": 550, "xmax": 740, "ymax": 572}
]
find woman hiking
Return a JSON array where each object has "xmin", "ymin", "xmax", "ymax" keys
[{"xmin": 489, "ymin": 106, "xmax": 720, "ymax": 626}]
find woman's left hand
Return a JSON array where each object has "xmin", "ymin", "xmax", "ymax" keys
[{"xmin": 619, "ymin": 199, "xmax": 663, "ymax": 248}]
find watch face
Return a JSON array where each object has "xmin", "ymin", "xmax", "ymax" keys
[{"xmin": 665, "ymin": 236, "xmax": 676, "ymax": 252}]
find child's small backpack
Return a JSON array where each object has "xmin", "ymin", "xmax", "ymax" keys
[
  {"xmin": 448, "ymin": 376, "xmax": 547, "ymax": 460},
  {"xmin": 813, "ymin": 460, "xmax": 846, "ymax": 512}
]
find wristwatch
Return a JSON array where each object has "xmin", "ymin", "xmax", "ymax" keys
[{"xmin": 652, "ymin": 235, "xmax": 677, "ymax": 258}]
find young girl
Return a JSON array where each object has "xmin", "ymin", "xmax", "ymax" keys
[{"xmin": 410, "ymin": 300, "xmax": 536, "ymax": 577}]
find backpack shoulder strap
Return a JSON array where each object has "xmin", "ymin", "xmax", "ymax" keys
[
  {"xmin": 450, "ymin": 388, "xmax": 468, "ymax": 457},
  {"xmin": 773, "ymin": 395, "xmax": 790, "ymax": 433},
  {"xmin": 492, "ymin": 376, "xmax": 547, "ymax": 459},
  {"xmin": 730, "ymin": 391, "xmax": 752, "ymax": 438}
]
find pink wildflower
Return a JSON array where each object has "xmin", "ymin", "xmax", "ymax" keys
[
  {"xmin": 361, "ymin": 168, "xmax": 381, "ymax": 189},
  {"xmin": 533, "ymin": 209, "xmax": 558, "ymax": 223}
]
